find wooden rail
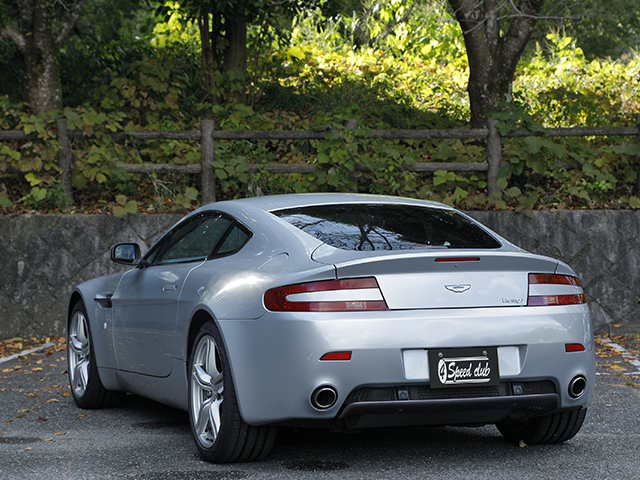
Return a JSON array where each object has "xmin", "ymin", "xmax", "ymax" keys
[{"xmin": 1, "ymin": 119, "xmax": 638, "ymax": 205}]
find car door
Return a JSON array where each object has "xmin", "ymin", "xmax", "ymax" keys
[{"xmin": 111, "ymin": 212, "xmax": 232, "ymax": 377}]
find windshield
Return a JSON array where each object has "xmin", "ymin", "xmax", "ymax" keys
[{"xmin": 272, "ymin": 204, "xmax": 501, "ymax": 251}]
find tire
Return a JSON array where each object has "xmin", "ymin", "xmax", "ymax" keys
[
  {"xmin": 188, "ymin": 322, "xmax": 277, "ymax": 463},
  {"xmin": 67, "ymin": 301, "xmax": 125, "ymax": 409},
  {"xmin": 496, "ymin": 407, "xmax": 587, "ymax": 445}
]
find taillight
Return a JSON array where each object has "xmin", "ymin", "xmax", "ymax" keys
[
  {"xmin": 527, "ymin": 274, "xmax": 586, "ymax": 306},
  {"xmin": 264, "ymin": 277, "xmax": 388, "ymax": 312}
]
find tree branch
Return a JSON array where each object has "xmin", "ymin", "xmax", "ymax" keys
[
  {"xmin": 499, "ymin": 0, "xmax": 545, "ymax": 72},
  {"xmin": 448, "ymin": 0, "xmax": 484, "ymax": 33},
  {"xmin": 450, "ymin": 0, "xmax": 577, "ymax": 39},
  {"xmin": 501, "ymin": 0, "xmax": 579, "ymax": 21},
  {"xmin": 376, "ymin": 0, "xmax": 420, "ymax": 45},
  {"xmin": 498, "ymin": 13, "xmax": 581, "ymax": 21},
  {"xmin": 0, "ymin": 25, "xmax": 27, "ymax": 53},
  {"xmin": 15, "ymin": 0, "xmax": 33, "ymax": 28},
  {"xmin": 55, "ymin": 0, "xmax": 86, "ymax": 47}
]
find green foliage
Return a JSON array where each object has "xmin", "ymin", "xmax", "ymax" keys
[
  {"xmin": 516, "ymin": 33, "xmax": 639, "ymax": 126},
  {"xmin": 113, "ymin": 194, "xmax": 138, "ymax": 218},
  {"xmin": 557, "ymin": 0, "xmax": 640, "ymax": 60},
  {"xmin": 1, "ymin": 3, "xmax": 639, "ymax": 214}
]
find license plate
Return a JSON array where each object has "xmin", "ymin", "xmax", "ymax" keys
[{"xmin": 428, "ymin": 347, "xmax": 499, "ymax": 388}]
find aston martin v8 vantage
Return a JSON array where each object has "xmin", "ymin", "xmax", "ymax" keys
[{"xmin": 67, "ymin": 193, "xmax": 594, "ymax": 462}]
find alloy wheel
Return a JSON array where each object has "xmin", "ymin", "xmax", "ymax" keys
[
  {"xmin": 68, "ymin": 310, "xmax": 91, "ymax": 398},
  {"xmin": 190, "ymin": 335, "xmax": 225, "ymax": 448}
]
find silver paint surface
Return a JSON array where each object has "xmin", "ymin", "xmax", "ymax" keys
[{"xmin": 68, "ymin": 193, "xmax": 594, "ymax": 426}]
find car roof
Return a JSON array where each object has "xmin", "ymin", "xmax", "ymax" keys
[
  {"xmin": 197, "ymin": 193, "xmax": 452, "ymax": 214},
  {"xmin": 178, "ymin": 193, "xmax": 516, "ymax": 259}
]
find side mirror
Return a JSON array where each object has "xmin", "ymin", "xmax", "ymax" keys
[{"xmin": 111, "ymin": 243, "xmax": 141, "ymax": 266}]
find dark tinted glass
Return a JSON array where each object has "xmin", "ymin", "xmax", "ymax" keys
[
  {"xmin": 146, "ymin": 214, "xmax": 231, "ymax": 264},
  {"xmin": 217, "ymin": 225, "xmax": 251, "ymax": 255},
  {"xmin": 273, "ymin": 204, "xmax": 501, "ymax": 250}
]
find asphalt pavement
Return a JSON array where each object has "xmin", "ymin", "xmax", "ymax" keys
[{"xmin": 1, "ymin": 335, "xmax": 639, "ymax": 480}]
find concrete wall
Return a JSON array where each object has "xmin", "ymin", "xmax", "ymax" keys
[
  {"xmin": 468, "ymin": 210, "xmax": 640, "ymax": 332},
  {"xmin": 1, "ymin": 210, "xmax": 638, "ymax": 339},
  {"xmin": 0, "ymin": 213, "xmax": 181, "ymax": 339}
]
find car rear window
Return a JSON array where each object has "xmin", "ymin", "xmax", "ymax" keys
[{"xmin": 272, "ymin": 204, "xmax": 501, "ymax": 250}]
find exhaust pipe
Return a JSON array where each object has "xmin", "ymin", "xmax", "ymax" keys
[
  {"xmin": 568, "ymin": 375, "xmax": 587, "ymax": 398},
  {"xmin": 311, "ymin": 386, "xmax": 338, "ymax": 410}
]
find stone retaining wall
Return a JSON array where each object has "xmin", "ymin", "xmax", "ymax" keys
[
  {"xmin": 469, "ymin": 210, "xmax": 640, "ymax": 332},
  {"xmin": 0, "ymin": 214, "xmax": 181, "ymax": 339},
  {"xmin": 1, "ymin": 210, "xmax": 638, "ymax": 339}
]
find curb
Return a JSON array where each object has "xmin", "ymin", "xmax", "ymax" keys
[
  {"xmin": 607, "ymin": 324, "xmax": 640, "ymax": 337},
  {"xmin": 0, "ymin": 342, "xmax": 54, "ymax": 364}
]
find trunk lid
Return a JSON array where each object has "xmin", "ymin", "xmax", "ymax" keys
[{"xmin": 313, "ymin": 247, "xmax": 559, "ymax": 310}]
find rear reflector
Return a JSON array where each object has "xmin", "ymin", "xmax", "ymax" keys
[
  {"xmin": 528, "ymin": 294, "xmax": 586, "ymax": 306},
  {"xmin": 565, "ymin": 343, "xmax": 586, "ymax": 352},
  {"xmin": 264, "ymin": 277, "xmax": 388, "ymax": 312},
  {"xmin": 320, "ymin": 352, "xmax": 352, "ymax": 361},
  {"xmin": 527, "ymin": 274, "xmax": 586, "ymax": 306}
]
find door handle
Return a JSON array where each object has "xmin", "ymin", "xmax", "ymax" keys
[{"xmin": 163, "ymin": 284, "xmax": 177, "ymax": 292}]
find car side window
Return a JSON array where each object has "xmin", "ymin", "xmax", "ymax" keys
[
  {"xmin": 147, "ymin": 214, "xmax": 232, "ymax": 265},
  {"xmin": 216, "ymin": 226, "xmax": 250, "ymax": 255}
]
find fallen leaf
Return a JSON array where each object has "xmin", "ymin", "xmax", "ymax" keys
[
  {"xmin": 54, "ymin": 431, "xmax": 66, "ymax": 435},
  {"xmin": 46, "ymin": 399, "xmax": 60, "ymax": 403},
  {"xmin": 43, "ymin": 438, "xmax": 53, "ymax": 442},
  {"xmin": 38, "ymin": 416, "xmax": 48, "ymax": 422},
  {"xmin": 31, "ymin": 368, "xmax": 43, "ymax": 372},
  {"xmin": 61, "ymin": 393, "xmax": 70, "ymax": 397},
  {"xmin": 519, "ymin": 440, "xmax": 527, "ymax": 448},
  {"xmin": 26, "ymin": 394, "xmax": 38, "ymax": 398}
]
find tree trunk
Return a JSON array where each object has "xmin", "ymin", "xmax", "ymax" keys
[
  {"xmin": 22, "ymin": 25, "xmax": 63, "ymax": 113},
  {"xmin": 448, "ymin": 0, "xmax": 544, "ymax": 128},
  {"xmin": 222, "ymin": 18, "xmax": 247, "ymax": 104},
  {"xmin": 198, "ymin": 13, "xmax": 218, "ymax": 102},
  {"xmin": 0, "ymin": 0, "xmax": 85, "ymax": 114}
]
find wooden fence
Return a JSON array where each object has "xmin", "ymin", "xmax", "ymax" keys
[{"xmin": 1, "ymin": 118, "xmax": 639, "ymax": 205}]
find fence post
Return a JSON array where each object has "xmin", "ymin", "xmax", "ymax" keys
[
  {"xmin": 636, "ymin": 115, "xmax": 640, "ymax": 196},
  {"xmin": 56, "ymin": 118, "xmax": 73, "ymax": 205},
  {"xmin": 201, "ymin": 119, "xmax": 216, "ymax": 204},
  {"xmin": 486, "ymin": 117, "xmax": 501, "ymax": 196}
]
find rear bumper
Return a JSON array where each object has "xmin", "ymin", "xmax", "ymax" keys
[
  {"xmin": 218, "ymin": 304, "xmax": 594, "ymax": 427},
  {"xmin": 339, "ymin": 393, "xmax": 559, "ymax": 429}
]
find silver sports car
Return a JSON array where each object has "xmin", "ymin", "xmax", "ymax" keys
[{"xmin": 67, "ymin": 193, "xmax": 594, "ymax": 462}]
